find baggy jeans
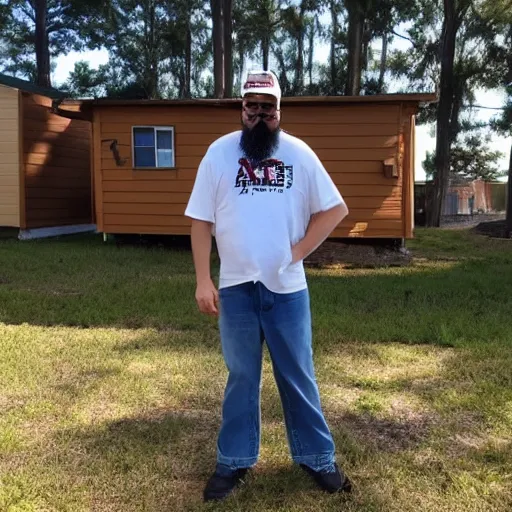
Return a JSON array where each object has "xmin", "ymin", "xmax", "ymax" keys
[{"xmin": 216, "ymin": 281, "xmax": 336, "ymax": 472}]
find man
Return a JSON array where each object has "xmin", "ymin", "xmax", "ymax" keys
[{"xmin": 185, "ymin": 70, "xmax": 351, "ymax": 502}]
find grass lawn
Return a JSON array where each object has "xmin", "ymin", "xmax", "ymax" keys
[{"xmin": 1, "ymin": 228, "xmax": 511, "ymax": 511}]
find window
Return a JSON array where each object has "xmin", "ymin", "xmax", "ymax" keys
[{"xmin": 133, "ymin": 126, "xmax": 175, "ymax": 168}]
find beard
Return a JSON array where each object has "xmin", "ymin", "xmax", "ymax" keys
[{"xmin": 239, "ymin": 119, "xmax": 280, "ymax": 165}]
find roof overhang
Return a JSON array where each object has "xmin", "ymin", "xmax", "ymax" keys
[
  {"xmin": 58, "ymin": 93, "xmax": 438, "ymax": 122},
  {"xmin": 0, "ymin": 72, "xmax": 67, "ymax": 99},
  {"xmin": 70, "ymin": 92, "xmax": 437, "ymax": 107}
]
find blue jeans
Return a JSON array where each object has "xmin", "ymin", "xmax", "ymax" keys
[{"xmin": 216, "ymin": 281, "xmax": 336, "ymax": 472}]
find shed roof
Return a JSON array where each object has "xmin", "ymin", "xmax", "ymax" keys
[
  {"xmin": 0, "ymin": 72, "xmax": 67, "ymax": 99},
  {"xmin": 69, "ymin": 92, "xmax": 437, "ymax": 109}
]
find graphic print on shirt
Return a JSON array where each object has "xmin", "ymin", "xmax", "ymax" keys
[{"xmin": 235, "ymin": 158, "xmax": 294, "ymax": 195}]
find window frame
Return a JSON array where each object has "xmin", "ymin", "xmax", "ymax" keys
[{"xmin": 132, "ymin": 126, "xmax": 175, "ymax": 169}]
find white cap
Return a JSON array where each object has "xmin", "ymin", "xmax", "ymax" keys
[{"xmin": 242, "ymin": 70, "xmax": 281, "ymax": 109}]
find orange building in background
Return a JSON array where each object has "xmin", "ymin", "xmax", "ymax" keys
[
  {"xmin": 69, "ymin": 93, "xmax": 435, "ymax": 241},
  {"xmin": 0, "ymin": 73, "xmax": 93, "ymax": 239}
]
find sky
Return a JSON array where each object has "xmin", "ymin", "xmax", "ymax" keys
[{"xmin": 52, "ymin": 43, "xmax": 511, "ymax": 183}]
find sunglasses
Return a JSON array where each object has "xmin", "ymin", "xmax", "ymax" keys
[{"xmin": 243, "ymin": 101, "xmax": 277, "ymax": 112}]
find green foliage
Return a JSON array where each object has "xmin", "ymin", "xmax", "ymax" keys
[
  {"xmin": 90, "ymin": 0, "xmax": 212, "ymax": 99},
  {"xmin": 0, "ymin": 0, "xmax": 509, "ymax": 121},
  {"xmin": 478, "ymin": 0, "xmax": 512, "ymax": 25},
  {"xmin": 0, "ymin": 0, "xmax": 104, "ymax": 79},
  {"xmin": 423, "ymin": 132, "xmax": 505, "ymax": 182},
  {"xmin": 63, "ymin": 61, "xmax": 103, "ymax": 98},
  {"xmin": 450, "ymin": 135, "xmax": 505, "ymax": 181},
  {"xmin": 490, "ymin": 100, "xmax": 512, "ymax": 136}
]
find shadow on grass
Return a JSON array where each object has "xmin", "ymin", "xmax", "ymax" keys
[
  {"xmin": 259, "ymin": 338, "xmax": 512, "ymax": 472},
  {"xmin": 50, "ymin": 408, "xmax": 378, "ymax": 511},
  {"xmin": 260, "ymin": 375, "xmax": 435, "ymax": 460},
  {"xmin": 112, "ymin": 325, "xmax": 221, "ymax": 355},
  {"xmin": 63, "ymin": 409, "xmax": 218, "ymax": 509},
  {"xmin": 1, "ymin": 243, "xmax": 511, "ymax": 352},
  {"xmin": 1, "ymin": 230, "xmax": 511, "ymax": 352},
  {"xmin": 5, "ymin": 336, "xmax": 510, "ymax": 511},
  {"xmin": 332, "ymin": 411, "xmax": 434, "ymax": 454},
  {"xmin": 52, "ymin": 366, "xmax": 123, "ymax": 399},
  {"xmin": 52, "ymin": 409, "xmax": 350, "ymax": 511}
]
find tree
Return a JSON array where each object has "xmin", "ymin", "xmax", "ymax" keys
[
  {"xmin": 280, "ymin": 1, "xmax": 308, "ymax": 94},
  {"xmin": 344, "ymin": 0, "xmax": 368, "ymax": 95},
  {"xmin": 342, "ymin": 0, "xmax": 419, "ymax": 96},
  {"xmin": 429, "ymin": 0, "xmax": 472, "ymax": 226},
  {"xmin": 233, "ymin": 0, "xmax": 281, "ymax": 78},
  {"xmin": 223, "ymin": 0, "xmax": 233, "ymax": 97},
  {"xmin": 87, "ymin": 0, "xmax": 173, "ymax": 99},
  {"xmin": 210, "ymin": 0, "xmax": 233, "ymax": 98},
  {"xmin": 271, "ymin": 0, "xmax": 324, "ymax": 96},
  {"xmin": 34, "ymin": 0, "xmax": 50, "ymax": 87},
  {"xmin": 63, "ymin": 60, "xmax": 103, "ymax": 97},
  {"xmin": 211, "ymin": 0, "xmax": 223, "ymax": 97},
  {"xmin": 70, "ymin": 0, "xmax": 211, "ymax": 99},
  {"xmin": 306, "ymin": 12, "xmax": 323, "ymax": 91},
  {"xmin": 490, "ymin": 76, "xmax": 512, "ymax": 240},
  {"xmin": 480, "ymin": 0, "xmax": 512, "ymax": 236},
  {"xmin": 0, "ymin": 0, "xmax": 104, "ymax": 87},
  {"xmin": 0, "ymin": 1, "xmax": 12, "ymax": 68},
  {"xmin": 387, "ymin": 0, "xmax": 504, "ymax": 226},
  {"xmin": 232, "ymin": 0, "xmax": 258, "ymax": 90},
  {"xmin": 328, "ymin": 0, "xmax": 343, "ymax": 94},
  {"xmin": 161, "ymin": 0, "xmax": 210, "ymax": 98},
  {"xmin": 423, "ymin": 134, "xmax": 505, "ymax": 183}
]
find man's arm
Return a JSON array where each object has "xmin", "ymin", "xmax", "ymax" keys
[
  {"xmin": 191, "ymin": 219, "xmax": 219, "ymax": 316},
  {"xmin": 291, "ymin": 203, "xmax": 348, "ymax": 263}
]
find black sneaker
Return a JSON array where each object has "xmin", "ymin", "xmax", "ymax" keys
[
  {"xmin": 203, "ymin": 467, "xmax": 249, "ymax": 502},
  {"xmin": 300, "ymin": 463, "xmax": 352, "ymax": 494}
]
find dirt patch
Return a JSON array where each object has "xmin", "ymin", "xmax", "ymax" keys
[
  {"xmin": 471, "ymin": 219, "xmax": 511, "ymax": 239},
  {"xmin": 441, "ymin": 213, "xmax": 506, "ymax": 230},
  {"xmin": 337, "ymin": 409, "xmax": 436, "ymax": 452},
  {"xmin": 305, "ymin": 241, "xmax": 412, "ymax": 269}
]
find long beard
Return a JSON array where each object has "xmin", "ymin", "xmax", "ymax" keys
[{"xmin": 239, "ymin": 120, "xmax": 280, "ymax": 165}]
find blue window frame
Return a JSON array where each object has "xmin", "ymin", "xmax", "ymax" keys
[{"xmin": 133, "ymin": 126, "xmax": 175, "ymax": 168}]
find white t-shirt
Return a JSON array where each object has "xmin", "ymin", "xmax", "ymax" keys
[{"xmin": 185, "ymin": 130, "xmax": 346, "ymax": 293}]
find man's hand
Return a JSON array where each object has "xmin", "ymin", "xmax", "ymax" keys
[
  {"xmin": 290, "ymin": 204, "xmax": 348, "ymax": 263},
  {"xmin": 195, "ymin": 279, "xmax": 219, "ymax": 316}
]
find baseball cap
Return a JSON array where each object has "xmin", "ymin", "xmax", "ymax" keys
[{"xmin": 242, "ymin": 70, "xmax": 281, "ymax": 109}]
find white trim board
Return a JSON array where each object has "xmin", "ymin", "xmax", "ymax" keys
[{"xmin": 18, "ymin": 224, "xmax": 97, "ymax": 240}]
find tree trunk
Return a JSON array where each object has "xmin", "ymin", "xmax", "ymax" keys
[
  {"xmin": 294, "ymin": 5, "xmax": 306, "ymax": 94},
  {"xmin": 449, "ymin": 78, "xmax": 464, "ymax": 144},
  {"xmin": 506, "ymin": 145, "xmax": 512, "ymax": 237},
  {"xmin": 223, "ymin": 0, "xmax": 233, "ymax": 97},
  {"xmin": 428, "ymin": 0, "xmax": 458, "ymax": 227},
  {"xmin": 345, "ymin": 2, "xmax": 364, "ymax": 96},
  {"xmin": 307, "ymin": 20, "xmax": 315, "ymax": 88},
  {"xmin": 262, "ymin": 36, "xmax": 270, "ymax": 71},
  {"xmin": 185, "ymin": 18, "xmax": 192, "ymax": 98},
  {"xmin": 35, "ymin": 0, "xmax": 51, "ymax": 88},
  {"xmin": 505, "ymin": 27, "xmax": 512, "ymax": 238},
  {"xmin": 211, "ymin": 0, "xmax": 224, "ymax": 98},
  {"xmin": 274, "ymin": 46, "xmax": 290, "ymax": 94},
  {"xmin": 362, "ymin": 24, "xmax": 370, "ymax": 73},
  {"xmin": 239, "ymin": 44, "xmax": 245, "ymax": 90},
  {"xmin": 295, "ymin": 37, "xmax": 304, "ymax": 94},
  {"xmin": 330, "ymin": 0, "xmax": 337, "ymax": 93},
  {"xmin": 149, "ymin": 2, "xmax": 158, "ymax": 99},
  {"xmin": 377, "ymin": 35, "xmax": 388, "ymax": 93}
]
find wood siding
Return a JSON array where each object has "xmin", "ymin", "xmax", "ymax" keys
[
  {"xmin": 0, "ymin": 85, "xmax": 20, "ymax": 227},
  {"xmin": 22, "ymin": 93, "xmax": 92, "ymax": 229},
  {"xmin": 95, "ymin": 103, "xmax": 412, "ymax": 238}
]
